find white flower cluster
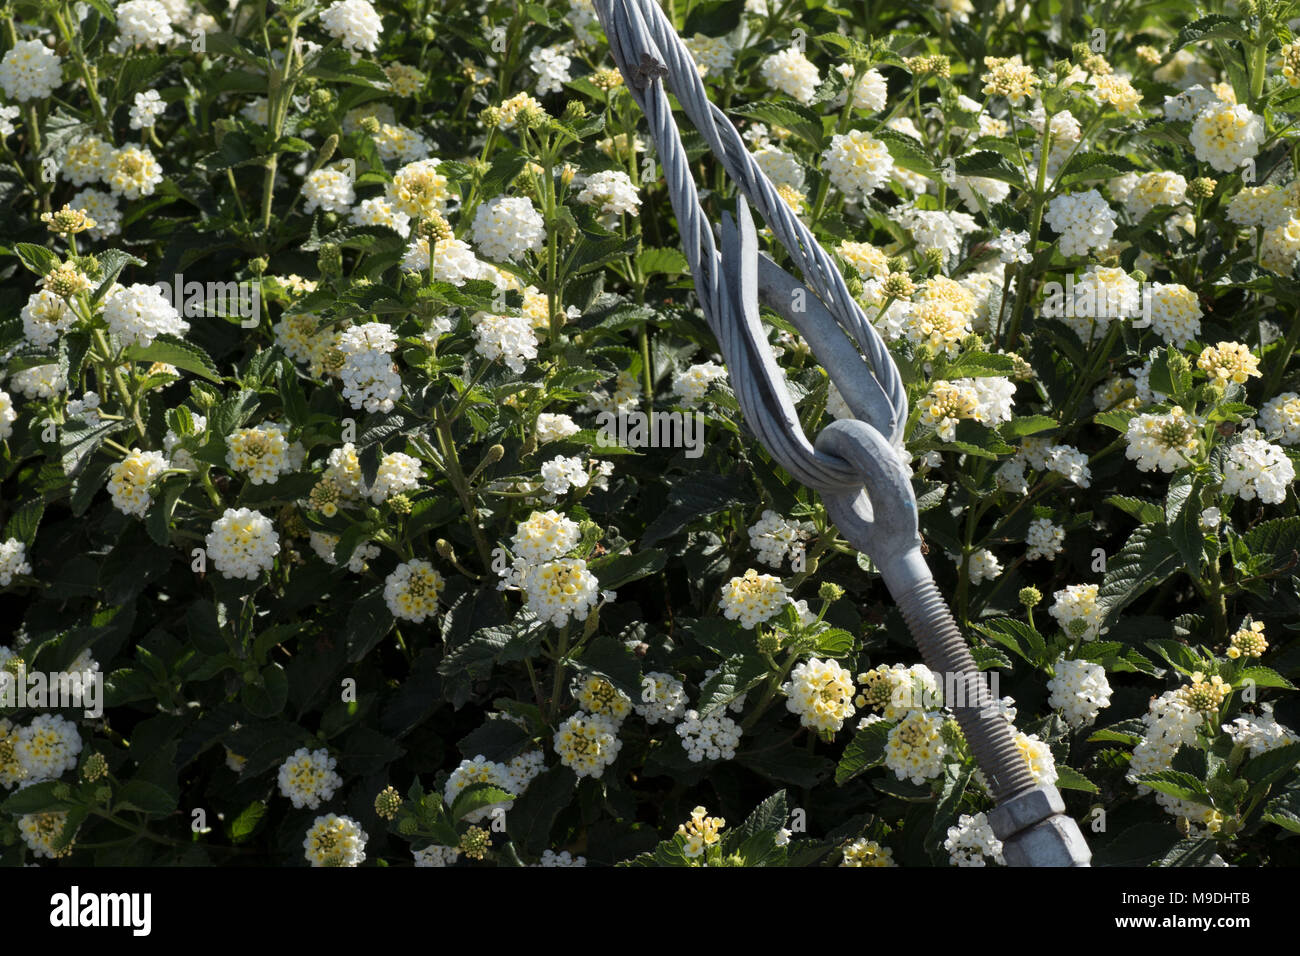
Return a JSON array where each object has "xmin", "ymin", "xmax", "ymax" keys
[
  {"xmin": 129, "ymin": 89, "xmax": 166, "ymax": 129},
  {"xmin": 444, "ymin": 755, "xmax": 518, "ymax": 823},
  {"xmin": 368, "ymin": 451, "xmax": 421, "ymax": 503},
  {"xmin": 303, "ymin": 813, "xmax": 368, "ymax": 867},
  {"xmin": 1190, "ymin": 102, "xmax": 1265, "ymax": 173},
  {"xmin": 0, "ymin": 538, "xmax": 32, "ymax": 585},
  {"xmin": 226, "ymin": 422, "xmax": 300, "ymax": 485},
  {"xmin": 537, "ymin": 849, "xmax": 587, "ymax": 867},
  {"xmin": 1048, "ymin": 583, "xmax": 1106, "ymax": 641},
  {"xmin": 383, "ymin": 559, "xmax": 445, "ymax": 622},
  {"xmin": 277, "ymin": 748, "xmax": 343, "ymax": 810},
  {"xmin": 1044, "ymin": 189, "xmax": 1118, "ymax": 258},
  {"xmin": 320, "ymin": 0, "xmax": 383, "ymax": 52},
  {"xmin": 1128, "ymin": 689, "xmax": 1202, "ymax": 783},
  {"xmin": 13, "ymin": 714, "xmax": 82, "ymax": 782},
  {"xmin": 111, "ymin": 0, "xmax": 174, "ymax": 52},
  {"xmin": 747, "ymin": 509, "xmax": 809, "ymax": 569},
  {"xmin": 783, "ymin": 657, "xmax": 857, "ymax": 735},
  {"xmin": 672, "ymin": 361, "xmax": 728, "ymax": 405},
  {"xmin": 472, "ymin": 196, "xmax": 545, "ymax": 262},
  {"xmin": 529, "ymin": 44, "xmax": 572, "ymax": 95},
  {"xmin": 21, "ymin": 289, "xmax": 76, "ymax": 347},
  {"xmin": 944, "ymin": 811, "xmax": 1005, "ymax": 866},
  {"xmin": 576, "ymin": 169, "xmax": 641, "ymax": 225},
  {"xmin": 103, "ymin": 283, "xmax": 190, "ymax": 347},
  {"xmin": 535, "ymin": 412, "xmax": 580, "ymax": 444},
  {"xmin": 1221, "ymin": 705, "xmax": 1300, "ymax": 756},
  {"xmin": 107, "ymin": 448, "xmax": 168, "ymax": 517},
  {"xmin": 884, "ymin": 710, "xmax": 949, "ymax": 784},
  {"xmin": 1260, "ymin": 393, "xmax": 1300, "ymax": 445},
  {"xmin": 0, "ymin": 391, "xmax": 15, "ymax": 441},
  {"xmin": 0, "ymin": 39, "xmax": 62, "ymax": 101},
  {"xmin": 1125, "ymin": 406, "xmax": 1202, "ymax": 473},
  {"xmin": 205, "ymin": 508, "xmax": 280, "ymax": 580},
  {"xmin": 760, "ymin": 48, "xmax": 820, "ymax": 104},
  {"xmin": 553, "ymin": 711, "xmax": 621, "ymax": 778},
  {"xmin": 472, "ymin": 312, "xmax": 537, "ymax": 374},
  {"xmin": 413, "ymin": 844, "xmax": 460, "ymax": 867},
  {"xmin": 719, "ymin": 568, "xmax": 789, "ymax": 629},
  {"xmin": 753, "ymin": 145, "xmax": 805, "ymax": 190},
  {"xmin": 1221, "ymin": 433, "xmax": 1295, "ymax": 505},
  {"xmin": 890, "ymin": 204, "xmax": 980, "ymax": 263},
  {"xmin": 676, "ymin": 708, "xmax": 743, "ymax": 762},
  {"xmin": 526, "ymin": 557, "xmax": 601, "ymax": 627},
  {"xmin": 337, "ymin": 321, "xmax": 402, "ymax": 413},
  {"xmin": 1148, "ymin": 283, "xmax": 1203, "ymax": 347},
  {"xmin": 964, "ymin": 548, "xmax": 1003, "ymax": 584},
  {"xmin": 302, "ymin": 169, "xmax": 356, "ymax": 214},
  {"xmin": 834, "ymin": 63, "xmax": 888, "ymax": 111},
  {"xmin": 540, "ymin": 455, "xmax": 588, "ymax": 496},
  {"xmin": 1046, "ymin": 656, "xmax": 1112, "ymax": 728},
  {"xmin": 1025, "ymin": 517, "xmax": 1065, "ymax": 561},
  {"xmin": 822, "ymin": 129, "xmax": 893, "ymax": 202},
  {"xmin": 309, "ymin": 532, "xmax": 379, "ymax": 573},
  {"xmin": 1014, "ymin": 731, "xmax": 1057, "ymax": 786},
  {"xmin": 634, "ymin": 672, "xmax": 687, "ymax": 724}
]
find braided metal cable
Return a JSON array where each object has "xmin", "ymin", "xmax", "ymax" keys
[{"xmin": 596, "ymin": 0, "xmax": 907, "ymax": 460}]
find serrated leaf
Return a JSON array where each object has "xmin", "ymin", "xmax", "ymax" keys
[
  {"xmin": 123, "ymin": 334, "xmax": 221, "ymax": 383},
  {"xmin": 835, "ymin": 720, "xmax": 891, "ymax": 784}
]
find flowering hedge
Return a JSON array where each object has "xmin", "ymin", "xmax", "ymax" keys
[{"xmin": 2, "ymin": 0, "xmax": 1300, "ymax": 868}]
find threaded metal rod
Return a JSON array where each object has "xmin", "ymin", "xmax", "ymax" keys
[{"xmin": 890, "ymin": 572, "xmax": 1039, "ymax": 803}]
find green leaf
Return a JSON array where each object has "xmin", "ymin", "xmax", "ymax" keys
[
  {"xmin": 344, "ymin": 587, "xmax": 393, "ymax": 662},
  {"xmin": 973, "ymin": 617, "xmax": 1047, "ymax": 666},
  {"xmin": 0, "ymin": 780, "xmax": 75, "ymax": 814},
  {"xmin": 1237, "ymin": 666, "xmax": 1296, "ymax": 690},
  {"xmin": 1244, "ymin": 743, "xmax": 1300, "ymax": 786},
  {"xmin": 588, "ymin": 548, "xmax": 666, "ymax": 589},
  {"xmin": 1262, "ymin": 789, "xmax": 1300, "ymax": 834},
  {"xmin": 1243, "ymin": 517, "xmax": 1300, "ymax": 569},
  {"xmin": 812, "ymin": 627, "xmax": 854, "ymax": 658},
  {"xmin": 835, "ymin": 720, "xmax": 891, "ymax": 784},
  {"xmin": 872, "ymin": 127, "xmax": 934, "ymax": 177},
  {"xmin": 449, "ymin": 782, "xmax": 515, "ymax": 821},
  {"xmin": 146, "ymin": 477, "xmax": 186, "ymax": 547},
  {"xmin": 123, "ymin": 333, "xmax": 221, "ymax": 382},
  {"xmin": 638, "ymin": 246, "xmax": 689, "ymax": 276},
  {"xmin": 698, "ymin": 654, "xmax": 768, "ymax": 716},
  {"xmin": 117, "ymin": 779, "xmax": 179, "ymax": 815},
  {"xmin": 955, "ymin": 150, "xmax": 1023, "ymax": 185},
  {"xmin": 13, "ymin": 242, "xmax": 60, "ymax": 277},
  {"xmin": 4, "ymin": 499, "xmax": 44, "ymax": 548},
  {"xmin": 1057, "ymin": 153, "xmax": 1141, "ymax": 186},
  {"xmin": 640, "ymin": 473, "xmax": 745, "ymax": 546},
  {"xmin": 1159, "ymin": 838, "xmax": 1221, "ymax": 867},
  {"xmin": 1173, "ymin": 14, "xmax": 1248, "ymax": 50},
  {"xmin": 1054, "ymin": 765, "xmax": 1100, "ymax": 793},
  {"xmin": 1105, "ymin": 495, "xmax": 1163, "ymax": 525},
  {"xmin": 1097, "ymin": 524, "xmax": 1182, "ymax": 627},
  {"xmin": 1134, "ymin": 770, "xmax": 1213, "ymax": 806},
  {"xmin": 227, "ymin": 801, "xmax": 267, "ymax": 843},
  {"xmin": 731, "ymin": 100, "xmax": 824, "ymax": 147},
  {"xmin": 505, "ymin": 766, "xmax": 576, "ymax": 855},
  {"xmin": 997, "ymin": 414, "xmax": 1057, "ymax": 439},
  {"xmin": 241, "ymin": 663, "xmax": 289, "ymax": 718},
  {"xmin": 738, "ymin": 733, "xmax": 831, "ymax": 787}
]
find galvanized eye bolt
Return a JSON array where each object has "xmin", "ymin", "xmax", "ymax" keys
[{"xmin": 591, "ymin": 0, "xmax": 1089, "ymax": 866}]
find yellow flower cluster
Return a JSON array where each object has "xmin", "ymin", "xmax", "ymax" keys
[
  {"xmin": 1197, "ymin": 341, "xmax": 1261, "ymax": 384},
  {"xmin": 677, "ymin": 806, "xmax": 726, "ymax": 859}
]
